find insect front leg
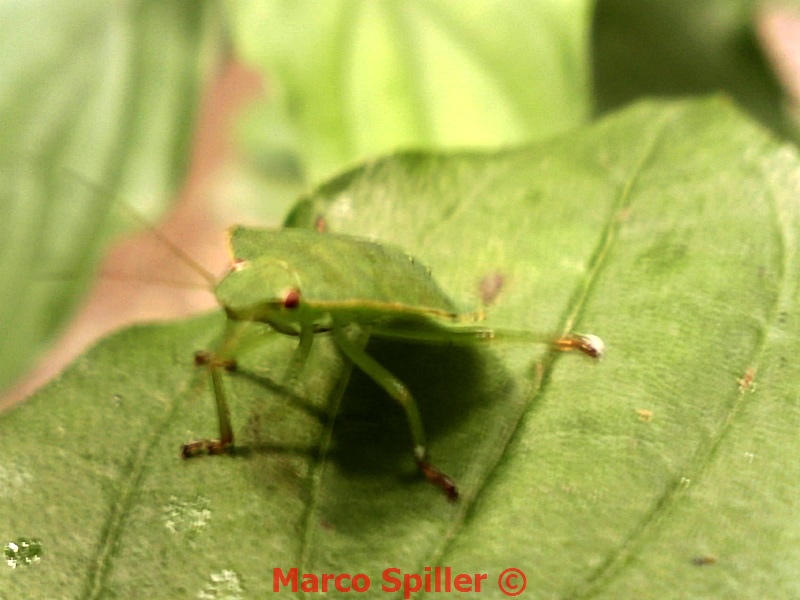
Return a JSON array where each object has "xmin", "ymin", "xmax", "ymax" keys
[
  {"xmin": 181, "ymin": 351, "xmax": 236, "ymax": 458},
  {"xmin": 182, "ymin": 319, "xmax": 285, "ymax": 458},
  {"xmin": 331, "ymin": 327, "xmax": 458, "ymax": 502}
]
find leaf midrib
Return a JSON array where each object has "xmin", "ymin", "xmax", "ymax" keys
[
  {"xmin": 412, "ymin": 106, "xmax": 680, "ymax": 597},
  {"xmin": 566, "ymin": 134, "xmax": 796, "ymax": 598},
  {"xmin": 80, "ymin": 363, "xmax": 197, "ymax": 599}
]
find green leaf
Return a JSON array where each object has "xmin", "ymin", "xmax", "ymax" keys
[
  {"xmin": 226, "ymin": 0, "xmax": 593, "ymax": 183},
  {"xmin": 3, "ymin": 97, "xmax": 800, "ymax": 597},
  {"xmin": 0, "ymin": 0, "xmax": 223, "ymax": 396}
]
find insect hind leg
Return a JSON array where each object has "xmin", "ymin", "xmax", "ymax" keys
[{"xmin": 331, "ymin": 327, "xmax": 458, "ymax": 502}]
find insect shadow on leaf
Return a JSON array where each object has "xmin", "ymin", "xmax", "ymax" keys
[
  {"xmin": 328, "ymin": 332, "xmax": 509, "ymax": 504},
  {"xmin": 336, "ymin": 332, "xmax": 486, "ymax": 454}
]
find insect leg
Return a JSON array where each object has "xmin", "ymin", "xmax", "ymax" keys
[
  {"xmin": 371, "ymin": 325, "xmax": 604, "ymax": 359},
  {"xmin": 284, "ymin": 324, "xmax": 315, "ymax": 383},
  {"xmin": 181, "ymin": 351, "xmax": 235, "ymax": 457},
  {"xmin": 331, "ymin": 327, "xmax": 458, "ymax": 502}
]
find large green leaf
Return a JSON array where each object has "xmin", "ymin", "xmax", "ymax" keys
[
  {"xmin": 226, "ymin": 0, "xmax": 593, "ymax": 183},
  {"xmin": 0, "ymin": 0, "xmax": 222, "ymax": 397},
  {"xmin": 2, "ymin": 98, "xmax": 799, "ymax": 597}
]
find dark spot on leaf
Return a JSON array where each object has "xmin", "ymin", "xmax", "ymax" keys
[
  {"xmin": 314, "ymin": 215, "xmax": 328, "ymax": 233},
  {"xmin": 478, "ymin": 271, "xmax": 505, "ymax": 305},
  {"xmin": 636, "ymin": 231, "xmax": 689, "ymax": 275}
]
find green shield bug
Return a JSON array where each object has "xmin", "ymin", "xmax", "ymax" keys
[
  {"xmin": 181, "ymin": 226, "xmax": 604, "ymax": 502},
  {"xmin": 55, "ymin": 170, "xmax": 603, "ymax": 501}
]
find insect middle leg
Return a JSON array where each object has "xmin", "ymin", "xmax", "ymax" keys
[{"xmin": 331, "ymin": 327, "xmax": 458, "ymax": 502}]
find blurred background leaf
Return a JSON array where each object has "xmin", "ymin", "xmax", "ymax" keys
[
  {"xmin": 0, "ymin": 0, "xmax": 222, "ymax": 399},
  {"xmin": 226, "ymin": 0, "xmax": 594, "ymax": 185},
  {"xmin": 593, "ymin": 0, "xmax": 798, "ymax": 140}
]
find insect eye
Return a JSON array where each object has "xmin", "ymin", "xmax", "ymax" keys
[{"xmin": 282, "ymin": 288, "xmax": 301, "ymax": 309}]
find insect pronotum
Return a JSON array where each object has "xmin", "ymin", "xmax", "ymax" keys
[{"xmin": 178, "ymin": 226, "xmax": 604, "ymax": 502}]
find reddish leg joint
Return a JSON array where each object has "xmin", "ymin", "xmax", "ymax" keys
[{"xmin": 416, "ymin": 457, "xmax": 459, "ymax": 502}]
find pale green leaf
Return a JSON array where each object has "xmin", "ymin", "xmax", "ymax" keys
[
  {"xmin": 2, "ymin": 98, "xmax": 799, "ymax": 598},
  {"xmin": 226, "ymin": 0, "xmax": 592, "ymax": 183}
]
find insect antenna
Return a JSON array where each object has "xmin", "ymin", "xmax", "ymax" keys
[
  {"xmin": 65, "ymin": 169, "xmax": 220, "ymax": 290},
  {"xmin": 2, "ymin": 168, "xmax": 228, "ymax": 408}
]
